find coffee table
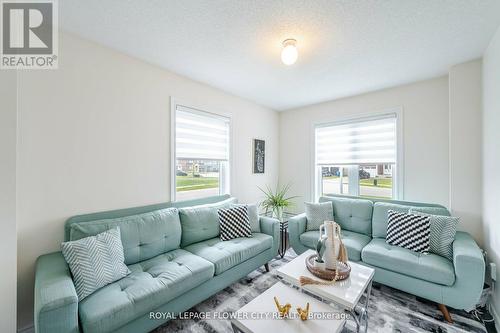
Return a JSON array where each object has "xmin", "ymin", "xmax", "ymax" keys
[
  {"xmin": 230, "ymin": 282, "xmax": 346, "ymax": 333},
  {"xmin": 276, "ymin": 250, "xmax": 375, "ymax": 333}
]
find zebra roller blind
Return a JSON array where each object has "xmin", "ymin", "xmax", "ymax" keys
[
  {"xmin": 175, "ymin": 105, "xmax": 230, "ymax": 161},
  {"xmin": 315, "ymin": 115, "xmax": 397, "ymax": 165}
]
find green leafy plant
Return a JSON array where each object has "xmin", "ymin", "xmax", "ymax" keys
[{"xmin": 259, "ymin": 183, "xmax": 298, "ymax": 221}]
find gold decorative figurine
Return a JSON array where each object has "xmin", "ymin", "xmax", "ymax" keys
[
  {"xmin": 273, "ymin": 296, "xmax": 291, "ymax": 317},
  {"xmin": 296, "ymin": 302, "xmax": 310, "ymax": 321}
]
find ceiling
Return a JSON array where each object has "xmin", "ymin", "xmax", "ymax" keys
[{"xmin": 59, "ymin": 0, "xmax": 500, "ymax": 111}]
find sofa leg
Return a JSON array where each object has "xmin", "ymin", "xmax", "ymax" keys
[
  {"xmin": 438, "ymin": 303, "xmax": 452, "ymax": 323},
  {"xmin": 264, "ymin": 263, "xmax": 270, "ymax": 272}
]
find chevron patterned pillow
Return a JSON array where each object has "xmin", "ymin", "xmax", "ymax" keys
[
  {"xmin": 61, "ymin": 227, "xmax": 130, "ymax": 300},
  {"xmin": 218, "ymin": 206, "xmax": 252, "ymax": 241},
  {"xmin": 386, "ymin": 210, "xmax": 431, "ymax": 253},
  {"xmin": 409, "ymin": 209, "xmax": 459, "ymax": 260}
]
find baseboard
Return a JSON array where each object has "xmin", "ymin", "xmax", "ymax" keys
[{"xmin": 17, "ymin": 324, "xmax": 34, "ymax": 333}]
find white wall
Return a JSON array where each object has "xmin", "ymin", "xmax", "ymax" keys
[
  {"xmin": 14, "ymin": 29, "xmax": 491, "ymax": 331},
  {"xmin": 0, "ymin": 71, "xmax": 18, "ymax": 333},
  {"xmin": 449, "ymin": 60, "xmax": 483, "ymax": 245},
  {"xmin": 16, "ymin": 32, "xmax": 279, "ymax": 330},
  {"xmin": 483, "ymin": 25, "xmax": 500, "ymax": 327},
  {"xmin": 279, "ymin": 76, "xmax": 450, "ymax": 209}
]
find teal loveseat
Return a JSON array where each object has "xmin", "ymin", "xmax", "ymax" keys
[
  {"xmin": 289, "ymin": 195, "xmax": 485, "ymax": 317},
  {"xmin": 34, "ymin": 195, "xmax": 279, "ymax": 333}
]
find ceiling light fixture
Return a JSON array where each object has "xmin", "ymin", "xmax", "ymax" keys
[{"xmin": 281, "ymin": 39, "xmax": 298, "ymax": 65}]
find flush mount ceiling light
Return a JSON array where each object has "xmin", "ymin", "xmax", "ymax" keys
[{"xmin": 281, "ymin": 39, "xmax": 298, "ymax": 65}]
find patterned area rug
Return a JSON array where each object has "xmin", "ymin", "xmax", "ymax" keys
[{"xmin": 153, "ymin": 250, "xmax": 486, "ymax": 333}]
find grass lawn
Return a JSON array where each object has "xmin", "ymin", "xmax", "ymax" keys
[
  {"xmin": 176, "ymin": 175, "xmax": 219, "ymax": 192},
  {"xmin": 360, "ymin": 195, "xmax": 392, "ymax": 199},
  {"xmin": 360, "ymin": 178, "xmax": 392, "ymax": 188}
]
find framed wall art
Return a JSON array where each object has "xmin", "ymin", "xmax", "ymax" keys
[{"xmin": 253, "ymin": 139, "xmax": 265, "ymax": 174}]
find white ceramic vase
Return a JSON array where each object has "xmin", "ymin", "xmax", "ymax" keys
[{"xmin": 318, "ymin": 220, "xmax": 341, "ymax": 270}]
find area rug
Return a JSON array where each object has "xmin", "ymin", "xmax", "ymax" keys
[{"xmin": 153, "ymin": 250, "xmax": 486, "ymax": 333}]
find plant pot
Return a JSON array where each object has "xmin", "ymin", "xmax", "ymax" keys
[
  {"xmin": 313, "ymin": 260, "xmax": 325, "ymax": 270},
  {"xmin": 273, "ymin": 207, "xmax": 284, "ymax": 222}
]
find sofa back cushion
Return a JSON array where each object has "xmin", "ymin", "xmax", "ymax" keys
[
  {"xmin": 179, "ymin": 197, "xmax": 237, "ymax": 247},
  {"xmin": 372, "ymin": 202, "xmax": 412, "ymax": 238},
  {"xmin": 320, "ymin": 196, "xmax": 373, "ymax": 236},
  {"xmin": 409, "ymin": 206, "xmax": 450, "ymax": 217},
  {"xmin": 372, "ymin": 202, "xmax": 452, "ymax": 239},
  {"xmin": 69, "ymin": 207, "xmax": 181, "ymax": 265}
]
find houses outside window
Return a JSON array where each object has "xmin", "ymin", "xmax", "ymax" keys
[{"xmin": 172, "ymin": 103, "xmax": 230, "ymax": 201}]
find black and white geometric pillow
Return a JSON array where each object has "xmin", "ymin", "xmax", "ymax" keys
[
  {"xmin": 218, "ymin": 206, "xmax": 252, "ymax": 241},
  {"xmin": 386, "ymin": 210, "xmax": 431, "ymax": 253}
]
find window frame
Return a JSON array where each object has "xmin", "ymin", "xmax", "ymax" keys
[
  {"xmin": 311, "ymin": 108, "xmax": 404, "ymax": 201},
  {"xmin": 170, "ymin": 98, "xmax": 232, "ymax": 202}
]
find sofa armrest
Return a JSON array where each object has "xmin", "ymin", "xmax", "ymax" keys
[
  {"xmin": 35, "ymin": 252, "xmax": 79, "ymax": 333},
  {"xmin": 453, "ymin": 231, "xmax": 485, "ymax": 281},
  {"xmin": 453, "ymin": 232, "xmax": 484, "ymax": 268},
  {"xmin": 443, "ymin": 231, "xmax": 485, "ymax": 309},
  {"xmin": 288, "ymin": 213, "xmax": 310, "ymax": 255},
  {"xmin": 259, "ymin": 216, "xmax": 280, "ymax": 255}
]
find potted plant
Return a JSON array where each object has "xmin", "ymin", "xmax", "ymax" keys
[{"xmin": 259, "ymin": 183, "xmax": 298, "ymax": 221}]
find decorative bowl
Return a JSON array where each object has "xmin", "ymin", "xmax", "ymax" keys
[{"xmin": 305, "ymin": 254, "xmax": 351, "ymax": 281}]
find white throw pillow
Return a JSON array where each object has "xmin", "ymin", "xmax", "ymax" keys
[
  {"xmin": 305, "ymin": 202, "xmax": 333, "ymax": 231},
  {"xmin": 61, "ymin": 227, "xmax": 130, "ymax": 300},
  {"xmin": 231, "ymin": 203, "xmax": 260, "ymax": 232}
]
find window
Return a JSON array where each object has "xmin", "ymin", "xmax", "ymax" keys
[
  {"xmin": 314, "ymin": 114, "xmax": 399, "ymax": 200},
  {"xmin": 172, "ymin": 104, "xmax": 230, "ymax": 201}
]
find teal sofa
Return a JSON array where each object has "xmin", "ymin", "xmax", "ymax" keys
[
  {"xmin": 34, "ymin": 195, "xmax": 279, "ymax": 333},
  {"xmin": 289, "ymin": 195, "xmax": 485, "ymax": 315}
]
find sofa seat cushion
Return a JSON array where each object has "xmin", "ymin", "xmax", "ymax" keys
[
  {"xmin": 299, "ymin": 230, "xmax": 371, "ymax": 262},
  {"xmin": 361, "ymin": 238, "xmax": 455, "ymax": 286},
  {"xmin": 183, "ymin": 233, "xmax": 273, "ymax": 275},
  {"xmin": 78, "ymin": 249, "xmax": 214, "ymax": 333}
]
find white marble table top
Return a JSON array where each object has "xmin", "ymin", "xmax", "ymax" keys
[
  {"xmin": 276, "ymin": 250, "xmax": 375, "ymax": 310},
  {"xmin": 231, "ymin": 282, "xmax": 345, "ymax": 333}
]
